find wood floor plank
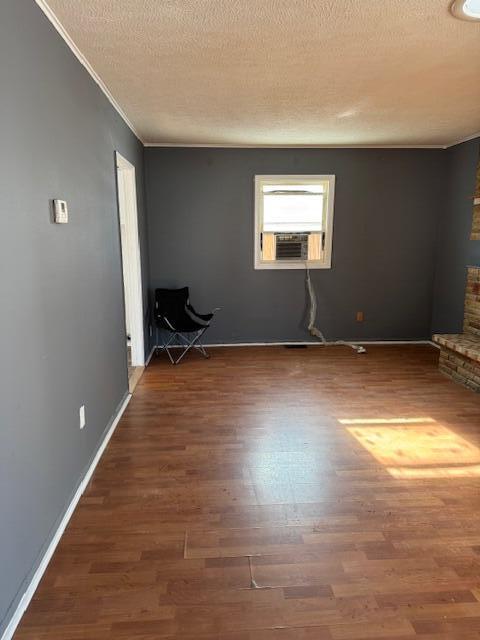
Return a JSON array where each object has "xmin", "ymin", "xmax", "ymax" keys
[{"xmin": 13, "ymin": 345, "xmax": 480, "ymax": 639}]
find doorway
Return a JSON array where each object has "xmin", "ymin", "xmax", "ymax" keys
[{"xmin": 116, "ymin": 151, "xmax": 145, "ymax": 392}]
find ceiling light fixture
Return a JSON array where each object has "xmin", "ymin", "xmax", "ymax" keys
[{"xmin": 451, "ymin": 0, "xmax": 480, "ymax": 20}]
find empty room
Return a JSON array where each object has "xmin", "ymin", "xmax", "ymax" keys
[{"xmin": 2, "ymin": 1, "xmax": 480, "ymax": 639}]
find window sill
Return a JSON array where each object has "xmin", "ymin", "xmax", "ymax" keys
[{"xmin": 254, "ymin": 261, "xmax": 332, "ymax": 270}]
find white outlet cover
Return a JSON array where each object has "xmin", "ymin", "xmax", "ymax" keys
[
  {"xmin": 53, "ymin": 199, "xmax": 68, "ymax": 224},
  {"xmin": 79, "ymin": 405, "xmax": 86, "ymax": 429}
]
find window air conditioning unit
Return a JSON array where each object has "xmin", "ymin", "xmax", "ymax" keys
[{"xmin": 275, "ymin": 233, "xmax": 309, "ymax": 261}]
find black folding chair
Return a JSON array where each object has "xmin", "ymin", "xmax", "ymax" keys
[{"xmin": 154, "ymin": 288, "xmax": 218, "ymax": 365}]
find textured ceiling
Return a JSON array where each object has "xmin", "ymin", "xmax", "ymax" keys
[{"xmin": 44, "ymin": 0, "xmax": 480, "ymax": 146}]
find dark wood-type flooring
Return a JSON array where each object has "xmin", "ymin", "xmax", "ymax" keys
[{"xmin": 14, "ymin": 345, "xmax": 480, "ymax": 639}]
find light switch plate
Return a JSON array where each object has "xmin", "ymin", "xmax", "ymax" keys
[{"xmin": 53, "ymin": 199, "xmax": 68, "ymax": 224}]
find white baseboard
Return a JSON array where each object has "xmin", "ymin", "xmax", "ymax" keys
[
  {"xmin": 145, "ymin": 345, "xmax": 156, "ymax": 366},
  {"xmin": 152, "ymin": 339, "xmax": 436, "ymax": 349},
  {"xmin": 203, "ymin": 340, "xmax": 435, "ymax": 347},
  {"xmin": 1, "ymin": 393, "xmax": 131, "ymax": 640}
]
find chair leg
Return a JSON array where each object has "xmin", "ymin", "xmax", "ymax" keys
[
  {"xmin": 173, "ymin": 329, "xmax": 208, "ymax": 365},
  {"xmin": 175, "ymin": 329, "xmax": 210, "ymax": 360},
  {"xmin": 158, "ymin": 331, "xmax": 178, "ymax": 364},
  {"xmin": 195, "ymin": 336, "xmax": 210, "ymax": 359},
  {"xmin": 158, "ymin": 329, "xmax": 210, "ymax": 364}
]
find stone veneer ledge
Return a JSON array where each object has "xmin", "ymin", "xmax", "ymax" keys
[{"xmin": 433, "ymin": 266, "xmax": 480, "ymax": 392}]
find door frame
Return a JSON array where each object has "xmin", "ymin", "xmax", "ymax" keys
[{"xmin": 115, "ymin": 151, "xmax": 145, "ymax": 368}]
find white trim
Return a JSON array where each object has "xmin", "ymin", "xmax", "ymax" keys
[
  {"xmin": 145, "ymin": 140, "xmax": 479, "ymax": 149},
  {"xmin": 1, "ymin": 393, "xmax": 131, "ymax": 640},
  {"xmin": 116, "ymin": 152, "xmax": 145, "ymax": 368},
  {"xmin": 254, "ymin": 175, "xmax": 335, "ymax": 270},
  {"xmin": 144, "ymin": 140, "xmax": 480, "ymax": 149},
  {"xmin": 144, "ymin": 142, "xmax": 447, "ymax": 149},
  {"xmin": 155, "ymin": 340, "xmax": 436, "ymax": 348},
  {"xmin": 446, "ymin": 131, "xmax": 480, "ymax": 148},
  {"xmin": 34, "ymin": 0, "xmax": 142, "ymax": 142},
  {"xmin": 145, "ymin": 345, "xmax": 156, "ymax": 367}
]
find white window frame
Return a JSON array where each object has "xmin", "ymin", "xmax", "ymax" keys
[{"xmin": 254, "ymin": 175, "xmax": 336, "ymax": 270}]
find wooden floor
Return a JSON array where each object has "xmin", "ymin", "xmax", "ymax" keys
[{"xmin": 14, "ymin": 345, "xmax": 480, "ymax": 639}]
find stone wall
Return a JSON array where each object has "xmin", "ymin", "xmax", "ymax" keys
[
  {"xmin": 472, "ymin": 204, "xmax": 480, "ymax": 241},
  {"xmin": 434, "ymin": 266, "xmax": 480, "ymax": 392},
  {"xmin": 464, "ymin": 266, "xmax": 480, "ymax": 336},
  {"xmin": 439, "ymin": 348, "xmax": 480, "ymax": 393},
  {"xmin": 471, "ymin": 153, "xmax": 480, "ymax": 240}
]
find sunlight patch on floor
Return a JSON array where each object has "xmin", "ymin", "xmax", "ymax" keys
[
  {"xmin": 339, "ymin": 418, "xmax": 480, "ymax": 478},
  {"xmin": 387, "ymin": 464, "xmax": 480, "ymax": 479},
  {"xmin": 339, "ymin": 417, "xmax": 436, "ymax": 425}
]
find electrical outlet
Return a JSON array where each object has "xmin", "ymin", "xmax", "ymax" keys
[
  {"xmin": 356, "ymin": 311, "xmax": 364, "ymax": 322},
  {"xmin": 79, "ymin": 405, "xmax": 86, "ymax": 430},
  {"xmin": 52, "ymin": 199, "xmax": 68, "ymax": 224}
]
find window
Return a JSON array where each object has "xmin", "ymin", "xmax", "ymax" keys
[{"xmin": 254, "ymin": 175, "xmax": 335, "ymax": 269}]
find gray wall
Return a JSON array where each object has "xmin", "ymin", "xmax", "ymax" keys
[
  {"xmin": 0, "ymin": 1, "xmax": 149, "ymax": 634},
  {"xmin": 146, "ymin": 147, "xmax": 446, "ymax": 343},
  {"xmin": 432, "ymin": 137, "xmax": 480, "ymax": 333}
]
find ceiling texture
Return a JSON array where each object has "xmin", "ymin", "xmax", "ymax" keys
[{"xmin": 42, "ymin": 0, "xmax": 480, "ymax": 146}]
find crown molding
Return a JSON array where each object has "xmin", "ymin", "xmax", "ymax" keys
[
  {"xmin": 35, "ymin": 0, "xmax": 143, "ymax": 143},
  {"xmin": 445, "ymin": 131, "xmax": 480, "ymax": 148},
  {"xmin": 144, "ymin": 142, "xmax": 446, "ymax": 149}
]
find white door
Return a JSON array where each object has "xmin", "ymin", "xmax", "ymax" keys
[{"xmin": 116, "ymin": 152, "xmax": 145, "ymax": 368}]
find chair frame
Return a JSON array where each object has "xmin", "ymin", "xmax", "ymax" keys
[
  {"xmin": 154, "ymin": 287, "xmax": 217, "ymax": 365},
  {"xmin": 156, "ymin": 325, "xmax": 210, "ymax": 365}
]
